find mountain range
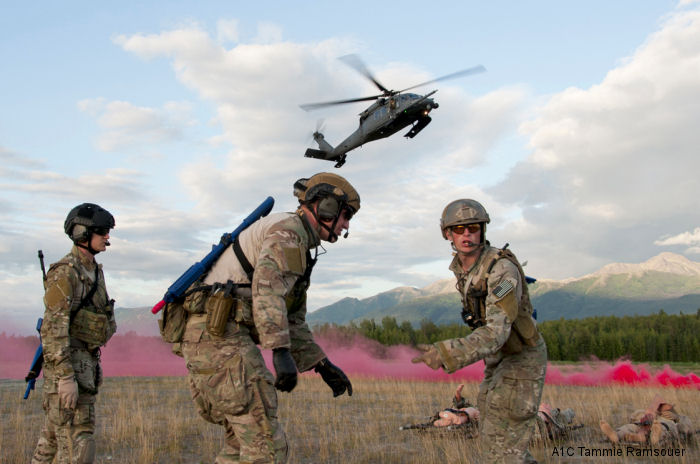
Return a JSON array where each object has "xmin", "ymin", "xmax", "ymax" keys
[
  {"xmin": 114, "ymin": 252, "xmax": 700, "ymax": 334},
  {"xmin": 305, "ymin": 252, "xmax": 700, "ymax": 327}
]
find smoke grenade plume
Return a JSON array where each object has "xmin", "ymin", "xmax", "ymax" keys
[{"xmin": 1, "ymin": 331, "xmax": 697, "ymax": 389}]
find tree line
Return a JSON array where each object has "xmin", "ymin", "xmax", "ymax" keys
[{"xmin": 312, "ymin": 309, "xmax": 700, "ymax": 363}]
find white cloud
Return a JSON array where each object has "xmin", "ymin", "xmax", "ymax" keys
[
  {"xmin": 489, "ymin": 7, "xmax": 700, "ymax": 278},
  {"xmin": 6, "ymin": 5, "xmax": 700, "ymax": 323},
  {"xmin": 78, "ymin": 98, "xmax": 195, "ymax": 152},
  {"xmin": 216, "ymin": 18, "xmax": 240, "ymax": 43},
  {"xmin": 655, "ymin": 227, "xmax": 700, "ymax": 246},
  {"xmin": 113, "ymin": 25, "xmax": 520, "ymax": 221},
  {"xmin": 253, "ymin": 22, "xmax": 283, "ymax": 44}
]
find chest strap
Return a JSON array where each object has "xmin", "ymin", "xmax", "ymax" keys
[{"xmin": 233, "ymin": 236, "xmax": 255, "ymax": 281}]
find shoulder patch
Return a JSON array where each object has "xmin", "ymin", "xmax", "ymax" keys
[
  {"xmin": 492, "ymin": 280, "xmax": 514, "ymax": 299},
  {"xmin": 282, "ymin": 246, "xmax": 304, "ymax": 274}
]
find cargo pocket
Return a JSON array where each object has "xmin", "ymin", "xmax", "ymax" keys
[
  {"xmin": 47, "ymin": 393, "xmax": 73, "ymax": 426},
  {"xmin": 73, "ymin": 354, "xmax": 97, "ymax": 394},
  {"xmin": 72, "ymin": 402, "xmax": 95, "ymax": 428},
  {"xmin": 506, "ymin": 377, "xmax": 540, "ymax": 421},
  {"xmin": 206, "ymin": 354, "xmax": 251, "ymax": 416}
]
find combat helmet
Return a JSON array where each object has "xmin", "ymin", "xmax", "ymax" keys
[
  {"xmin": 440, "ymin": 199, "xmax": 489, "ymax": 240},
  {"xmin": 294, "ymin": 173, "xmax": 359, "ymax": 241},
  {"xmin": 64, "ymin": 203, "xmax": 115, "ymax": 252},
  {"xmin": 294, "ymin": 172, "xmax": 360, "ymax": 219}
]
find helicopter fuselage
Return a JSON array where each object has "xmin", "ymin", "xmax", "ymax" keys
[
  {"xmin": 302, "ymin": 56, "xmax": 484, "ymax": 167},
  {"xmin": 306, "ymin": 92, "xmax": 439, "ymax": 166},
  {"xmin": 339, "ymin": 92, "xmax": 438, "ymax": 151}
]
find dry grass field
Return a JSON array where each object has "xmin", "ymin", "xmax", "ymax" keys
[{"xmin": 1, "ymin": 375, "xmax": 698, "ymax": 463}]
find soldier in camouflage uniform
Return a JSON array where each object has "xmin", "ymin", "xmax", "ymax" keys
[
  {"xmin": 423, "ymin": 385, "xmax": 578, "ymax": 443},
  {"xmin": 32, "ymin": 203, "xmax": 117, "ymax": 464},
  {"xmin": 181, "ymin": 173, "xmax": 359, "ymax": 464},
  {"xmin": 412, "ymin": 199, "xmax": 547, "ymax": 463}
]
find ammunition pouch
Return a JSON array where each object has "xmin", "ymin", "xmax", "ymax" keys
[
  {"xmin": 501, "ymin": 331, "xmax": 524, "ymax": 355},
  {"xmin": 205, "ymin": 283, "xmax": 235, "ymax": 337},
  {"xmin": 159, "ymin": 281, "xmax": 210, "ymax": 344},
  {"xmin": 202, "ymin": 281, "xmax": 256, "ymax": 338},
  {"xmin": 462, "ymin": 279, "xmax": 487, "ymax": 329},
  {"xmin": 459, "ymin": 246, "xmax": 541, "ymax": 350},
  {"xmin": 232, "ymin": 294, "xmax": 254, "ymax": 326},
  {"xmin": 184, "ymin": 284, "xmax": 209, "ymax": 315},
  {"xmin": 512, "ymin": 312, "xmax": 539, "ymax": 347},
  {"xmin": 159, "ymin": 298, "xmax": 188, "ymax": 344},
  {"xmin": 69, "ymin": 305, "xmax": 112, "ymax": 347}
]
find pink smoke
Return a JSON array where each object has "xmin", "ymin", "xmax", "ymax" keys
[
  {"xmin": 314, "ymin": 333, "xmax": 700, "ymax": 389},
  {"xmin": 1, "ymin": 332, "xmax": 698, "ymax": 390}
]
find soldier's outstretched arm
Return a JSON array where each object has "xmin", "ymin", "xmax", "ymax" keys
[
  {"xmin": 314, "ymin": 358, "xmax": 353, "ymax": 397},
  {"xmin": 434, "ymin": 260, "xmax": 522, "ymax": 373},
  {"xmin": 411, "ymin": 344, "xmax": 444, "ymax": 370}
]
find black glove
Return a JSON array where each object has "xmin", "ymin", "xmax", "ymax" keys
[
  {"xmin": 314, "ymin": 358, "xmax": 352, "ymax": 397},
  {"xmin": 272, "ymin": 348, "xmax": 297, "ymax": 392}
]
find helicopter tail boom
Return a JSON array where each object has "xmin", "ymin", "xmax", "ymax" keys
[
  {"xmin": 305, "ymin": 132, "xmax": 347, "ymax": 167},
  {"xmin": 311, "ymin": 131, "xmax": 334, "ymax": 153},
  {"xmin": 304, "ymin": 148, "xmax": 347, "ymax": 168}
]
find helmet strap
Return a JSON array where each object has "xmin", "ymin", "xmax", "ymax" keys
[
  {"xmin": 76, "ymin": 231, "xmax": 100, "ymax": 255},
  {"xmin": 307, "ymin": 198, "xmax": 347, "ymax": 242}
]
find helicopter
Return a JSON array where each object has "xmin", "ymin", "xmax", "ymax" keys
[{"xmin": 300, "ymin": 55, "xmax": 485, "ymax": 167}]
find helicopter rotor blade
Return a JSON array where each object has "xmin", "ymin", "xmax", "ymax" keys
[
  {"xmin": 299, "ymin": 94, "xmax": 384, "ymax": 111},
  {"xmin": 396, "ymin": 65, "xmax": 486, "ymax": 93},
  {"xmin": 339, "ymin": 54, "xmax": 391, "ymax": 95}
]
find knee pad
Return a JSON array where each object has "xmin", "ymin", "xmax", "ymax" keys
[{"xmin": 75, "ymin": 433, "xmax": 95, "ymax": 464}]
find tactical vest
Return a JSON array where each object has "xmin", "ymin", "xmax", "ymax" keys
[
  {"xmin": 50, "ymin": 253, "xmax": 115, "ymax": 349},
  {"xmin": 456, "ymin": 246, "xmax": 540, "ymax": 353}
]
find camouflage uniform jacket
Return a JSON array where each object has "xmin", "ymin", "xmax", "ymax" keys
[
  {"xmin": 435, "ymin": 245, "xmax": 540, "ymax": 373},
  {"xmin": 203, "ymin": 211, "xmax": 326, "ymax": 372},
  {"xmin": 40, "ymin": 246, "xmax": 116, "ymax": 382}
]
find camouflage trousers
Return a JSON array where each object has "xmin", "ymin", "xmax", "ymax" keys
[
  {"xmin": 31, "ymin": 393, "xmax": 96, "ymax": 464},
  {"xmin": 32, "ymin": 349, "xmax": 99, "ymax": 464},
  {"xmin": 183, "ymin": 321, "xmax": 288, "ymax": 464},
  {"xmin": 477, "ymin": 338, "xmax": 547, "ymax": 464}
]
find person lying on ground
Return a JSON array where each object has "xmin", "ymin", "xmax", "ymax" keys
[{"xmin": 599, "ymin": 394, "xmax": 694, "ymax": 446}]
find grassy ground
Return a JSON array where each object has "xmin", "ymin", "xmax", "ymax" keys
[{"xmin": 1, "ymin": 376, "xmax": 698, "ymax": 463}]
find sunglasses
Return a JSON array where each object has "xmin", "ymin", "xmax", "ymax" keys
[
  {"xmin": 342, "ymin": 207, "xmax": 355, "ymax": 220},
  {"xmin": 91, "ymin": 227, "xmax": 111, "ymax": 236},
  {"xmin": 451, "ymin": 224, "xmax": 481, "ymax": 235}
]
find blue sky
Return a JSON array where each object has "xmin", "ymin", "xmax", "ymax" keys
[{"xmin": 2, "ymin": 1, "xmax": 699, "ymax": 332}]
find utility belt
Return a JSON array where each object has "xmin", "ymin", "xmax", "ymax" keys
[
  {"xmin": 185, "ymin": 281, "xmax": 256, "ymax": 338},
  {"xmin": 68, "ymin": 337, "xmax": 101, "ymax": 356}
]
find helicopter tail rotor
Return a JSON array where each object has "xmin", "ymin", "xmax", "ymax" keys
[{"xmin": 307, "ymin": 119, "xmax": 326, "ymax": 142}]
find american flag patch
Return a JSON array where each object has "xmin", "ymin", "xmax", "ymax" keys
[{"xmin": 493, "ymin": 280, "xmax": 514, "ymax": 298}]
